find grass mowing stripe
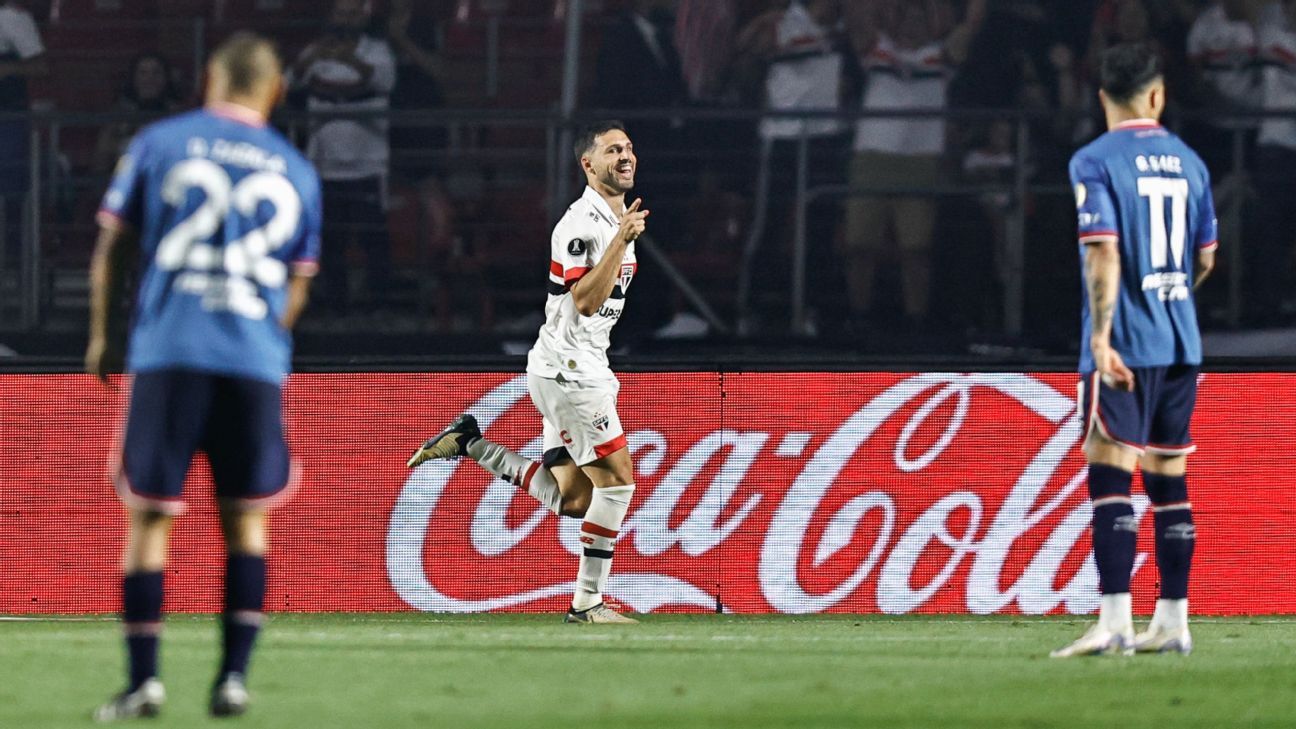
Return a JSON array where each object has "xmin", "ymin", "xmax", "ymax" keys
[{"xmin": 3, "ymin": 614, "xmax": 1294, "ymax": 729}]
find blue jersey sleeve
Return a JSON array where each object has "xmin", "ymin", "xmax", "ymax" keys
[
  {"xmin": 1194, "ymin": 175, "xmax": 1219, "ymax": 251},
  {"xmin": 1069, "ymin": 153, "xmax": 1119, "ymax": 244},
  {"xmin": 97, "ymin": 134, "xmax": 151, "ymax": 230},
  {"xmin": 289, "ymin": 171, "xmax": 322, "ymax": 277}
]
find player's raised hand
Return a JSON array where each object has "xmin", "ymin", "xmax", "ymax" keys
[
  {"xmin": 1092, "ymin": 341, "xmax": 1135, "ymax": 392},
  {"xmin": 616, "ymin": 198, "xmax": 649, "ymax": 244}
]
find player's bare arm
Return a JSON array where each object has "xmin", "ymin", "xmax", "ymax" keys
[
  {"xmin": 281, "ymin": 275, "xmax": 314, "ymax": 330},
  {"xmin": 85, "ymin": 221, "xmax": 136, "ymax": 384},
  {"xmin": 571, "ymin": 198, "xmax": 648, "ymax": 316},
  {"xmin": 1083, "ymin": 236, "xmax": 1135, "ymax": 392},
  {"xmin": 1194, "ymin": 246, "xmax": 1216, "ymax": 289}
]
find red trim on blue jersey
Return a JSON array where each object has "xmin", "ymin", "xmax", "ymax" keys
[
  {"xmin": 1079, "ymin": 230, "xmax": 1119, "ymax": 243},
  {"xmin": 1198, "ymin": 240, "xmax": 1219, "ymax": 252},
  {"xmin": 292, "ymin": 260, "xmax": 320, "ymax": 277},
  {"xmin": 206, "ymin": 101, "xmax": 268, "ymax": 128},
  {"xmin": 1114, "ymin": 119, "xmax": 1163, "ymax": 130},
  {"xmin": 96, "ymin": 208, "xmax": 133, "ymax": 231}
]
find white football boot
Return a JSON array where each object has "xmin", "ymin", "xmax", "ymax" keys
[
  {"xmin": 93, "ymin": 678, "xmax": 166, "ymax": 722},
  {"xmin": 210, "ymin": 672, "xmax": 250, "ymax": 717},
  {"xmin": 1134, "ymin": 599, "xmax": 1192, "ymax": 654},
  {"xmin": 564, "ymin": 602, "xmax": 639, "ymax": 624},
  {"xmin": 1133, "ymin": 624, "xmax": 1193, "ymax": 654},
  {"xmin": 1050, "ymin": 623, "xmax": 1135, "ymax": 658}
]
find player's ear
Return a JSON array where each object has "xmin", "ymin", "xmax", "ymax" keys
[{"xmin": 270, "ymin": 74, "xmax": 287, "ymax": 110}]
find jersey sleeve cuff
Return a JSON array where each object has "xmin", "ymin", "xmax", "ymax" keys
[
  {"xmin": 563, "ymin": 266, "xmax": 590, "ymax": 284},
  {"xmin": 96, "ymin": 208, "xmax": 135, "ymax": 231},
  {"xmin": 292, "ymin": 259, "xmax": 320, "ymax": 277},
  {"xmin": 1198, "ymin": 240, "xmax": 1219, "ymax": 252},
  {"xmin": 1078, "ymin": 230, "xmax": 1118, "ymax": 244}
]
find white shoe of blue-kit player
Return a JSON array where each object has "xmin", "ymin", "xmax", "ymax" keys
[
  {"xmin": 1134, "ymin": 624, "xmax": 1193, "ymax": 654},
  {"xmin": 1049, "ymin": 623, "xmax": 1135, "ymax": 658}
]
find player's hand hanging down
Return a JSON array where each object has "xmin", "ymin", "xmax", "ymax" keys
[{"xmin": 1092, "ymin": 340, "xmax": 1136, "ymax": 392}]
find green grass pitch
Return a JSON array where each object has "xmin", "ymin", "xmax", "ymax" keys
[{"xmin": 3, "ymin": 614, "xmax": 1295, "ymax": 728}]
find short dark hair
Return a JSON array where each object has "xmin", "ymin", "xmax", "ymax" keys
[
  {"xmin": 1100, "ymin": 42, "xmax": 1162, "ymax": 104},
  {"xmin": 574, "ymin": 120, "xmax": 627, "ymax": 164},
  {"xmin": 210, "ymin": 31, "xmax": 282, "ymax": 95}
]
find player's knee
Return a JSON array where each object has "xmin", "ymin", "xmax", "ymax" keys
[
  {"xmin": 126, "ymin": 510, "xmax": 173, "ymax": 572},
  {"xmin": 1141, "ymin": 452, "xmax": 1187, "ymax": 478},
  {"xmin": 219, "ymin": 505, "xmax": 268, "ymax": 555}
]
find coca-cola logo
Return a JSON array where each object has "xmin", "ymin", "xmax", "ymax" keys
[{"xmin": 387, "ymin": 373, "xmax": 1150, "ymax": 614}]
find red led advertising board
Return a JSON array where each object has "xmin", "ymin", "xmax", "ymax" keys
[{"xmin": 3, "ymin": 372, "xmax": 1292, "ymax": 614}]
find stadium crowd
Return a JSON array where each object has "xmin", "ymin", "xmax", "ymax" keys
[{"xmin": 3, "ymin": 0, "xmax": 1296, "ymax": 354}]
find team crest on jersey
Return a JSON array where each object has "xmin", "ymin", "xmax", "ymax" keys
[
  {"xmin": 618, "ymin": 263, "xmax": 635, "ymax": 293},
  {"xmin": 568, "ymin": 238, "xmax": 587, "ymax": 256},
  {"xmin": 592, "ymin": 413, "xmax": 609, "ymax": 431}
]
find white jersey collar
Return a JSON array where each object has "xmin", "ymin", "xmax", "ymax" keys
[{"xmin": 581, "ymin": 185, "xmax": 622, "ymax": 227}]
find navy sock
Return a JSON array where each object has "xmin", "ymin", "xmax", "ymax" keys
[
  {"xmin": 220, "ymin": 554, "xmax": 266, "ymax": 678},
  {"xmin": 122, "ymin": 571, "xmax": 163, "ymax": 691},
  {"xmin": 1088, "ymin": 464, "xmax": 1137, "ymax": 595},
  {"xmin": 1143, "ymin": 472, "xmax": 1194, "ymax": 600}
]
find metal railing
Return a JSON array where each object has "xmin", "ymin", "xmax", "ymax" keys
[{"xmin": 0, "ymin": 105, "xmax": 1283, "ymax": 351}]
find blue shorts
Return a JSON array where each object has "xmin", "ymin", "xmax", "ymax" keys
[
  {"xmin": 115, "ymin": 370, "xmax": 296, "ymax": 514},
  {"xmin": 1078, "ymin": 365, "xmax": 1199, "ymax": 456}
]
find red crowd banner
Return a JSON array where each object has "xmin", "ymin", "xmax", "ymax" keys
[{"xmin": 2, "ymin": 372, "xmax": 1293, "ymax": 615}]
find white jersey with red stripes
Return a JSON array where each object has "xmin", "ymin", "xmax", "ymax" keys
[
  {"xmin": 526, "ymin": 185, "xmax": 637, "ymax": 382},
  {"xmin": 854, "ymin": 33, "xmax": 950, "ymax": 155}
]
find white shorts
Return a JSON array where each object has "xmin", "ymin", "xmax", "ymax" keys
[{"xmin": 527, "ymin": 373, "xmax": 626, "ymax": 466}]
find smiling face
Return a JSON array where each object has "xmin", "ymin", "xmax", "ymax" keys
[{"xmin": 582, "ymin": 128, "xmax": 637, "ymax": 195}]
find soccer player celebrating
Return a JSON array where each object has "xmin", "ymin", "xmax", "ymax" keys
[
  {"xmin": 1052, "ymin": 43, "xmax": 1216, "ymax": 658},
  {"xmin": 87, "ymin": 33, "xmax": 321, "ymax": 718},
  {"xmin": 409, "ymin": 121, "xmax": 646, "ymax": 624}
]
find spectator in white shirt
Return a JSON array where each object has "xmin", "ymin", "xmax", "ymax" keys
[
  {"xmin": 840, "ymin": 0, "xmax": 983, "ymax": 330},
  {"xmin": 1185, "ymin": 0, "xmax": 1264, "ymax": 175},
  {"xmin": 737, "ymin": 0, "xmax": 851, "ymax": 333},
  {"xmin": 290, "ymin": 0, "xmax": 397, "ymax": 312}
]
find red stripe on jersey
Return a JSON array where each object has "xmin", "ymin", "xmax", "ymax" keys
[
  {"xmin": 593, "ymin": 433, "xmax": 628, "ymax": 459},
  {"xmin": 550, "ymin": 260, "xmax": 564, "ymax": 277},
  {"xmin": 565, "ymin": 266, "xmax": 590, "ymax": 284},
  {"xmin": 1199, "ymin": 240, "xmax": 1219, "ymax": 252},
  {"xmin": 581, "ymin": 521, "xmax": 619, "ymax": 539}
]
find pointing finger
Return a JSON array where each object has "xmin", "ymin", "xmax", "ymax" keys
[{"xmin": 627, "ymin": 198, "xmax": 642, "ymax": 214}]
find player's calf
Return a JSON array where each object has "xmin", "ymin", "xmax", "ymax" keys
[{"xmin": 408, "ymin": 414, "xmax": 565, "ymax": 514}]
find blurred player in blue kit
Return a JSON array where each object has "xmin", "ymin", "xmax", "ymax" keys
[
  {"xmin": 1052, "ymin": 43, "xmax": 1216, "ymax": 658},
  {"xmin": 86, "ymin": 33, "xmax": 321, "ymax": 719}
]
